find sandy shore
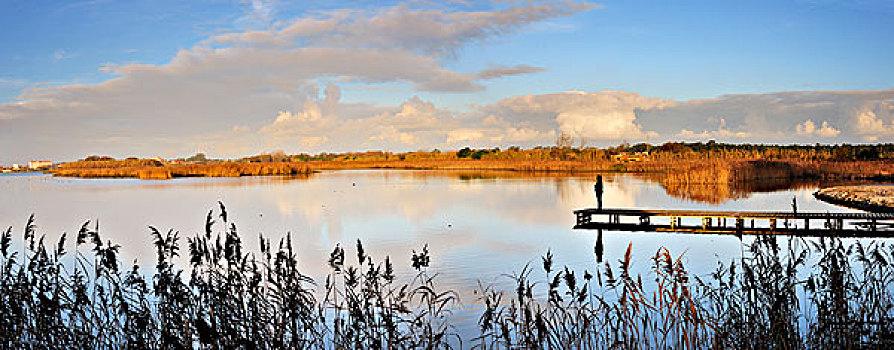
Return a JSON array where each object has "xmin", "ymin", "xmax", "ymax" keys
[{"xmin": 814, "ymin": 185, "xmax": 894, "ymax": 213}]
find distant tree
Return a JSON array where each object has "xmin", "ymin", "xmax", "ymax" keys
[
  {"xmin": 657, "ymin": 142, "xmax": 692, "ymax": 153},
  {"xmin": 628, "ymin": 143, "xmax": 653, "ymax": 153},
  {"xmin": 555, "ymin": 132, "xmax": 573, "ymax": 149},
  {"xmin": 833, "ymin": 145, "xmax": 854, "ymax": 160},
  {"xmin": 855, "ymin": 147, "xmax": 880, "ymax": 160},
  {"xmin": 457, "ymin": 147, "xmax": 473, "ymax": 158},
  {"xmin": 186, "ymin": 153, "xmax": 208, "ymax": 162},
  {"xmin": 471, "ymin": 149, "xmax": 490, "ymax": 160}
]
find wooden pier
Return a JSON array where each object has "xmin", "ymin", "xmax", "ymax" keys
[{"xmin": 574, "ymin": 208, "xmax": 894, "ymax": 237}]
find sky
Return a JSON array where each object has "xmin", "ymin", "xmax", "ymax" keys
[{"xmin": 0, "ymin": 0, "xmax": 892, "ymax": 164}]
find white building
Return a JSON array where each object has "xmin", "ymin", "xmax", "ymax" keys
[{"xmin": 28, "ymin": 160, "xmax": 53, "ymax": 169}]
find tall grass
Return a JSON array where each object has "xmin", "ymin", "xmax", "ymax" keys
[
  {"xmin": 2, "ymin": 206, "xmax": 893, "ymax": 349},
  {"xmin": 54, "ymin": 162, "xmax": 313, "ymax": 179}
]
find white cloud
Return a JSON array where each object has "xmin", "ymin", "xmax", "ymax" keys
[
  {"xmin": 795, "ymin": 119, "xmax": 840, "ymax": 137},
  {"xmin": 678, "ymin": 118, "xmax": 752, "ymax": 139},
  {"xmin": 446, "ymin": 129, "xmax": 485, "ymax": 143},
  {"xmin": 854, "ymin": 108, "xmax": 894, "ymax": 141},
  {"xmin": 212, "ymin": 2, "xmax": 597, "ymax": 57},
  {"xmin": 2, "ymin": 1, "xmax": 893, "ymax": 165},
  {"xmin": 637, "ymin": 90, "xmax": 894, "ymax": 143},
  {"xmin": 0, "ymin": 2, "xmax": 594, "ymax": 163},
  {"xmin": 487, "ymin": 91, "xmax": 673, "ymax": 141}
]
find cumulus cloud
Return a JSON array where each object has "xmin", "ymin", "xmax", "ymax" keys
[
  {"xmin": 446, "ymin": 129, "xmax": 486, "ymax": 143},
  {"xmin": 0, "ymin": 1, "xmax": 595, "ymax": 163},
  {"xmin": 486, "ymin": 91, "xmax": 673, "ymax": 141},
  {"xmin": 255, "ymin": 89, "xmax": 460, "ymax": 152},
  {"xmin": 854, "ymin": 108, "xmax": 894, "ymax": 141},
  {"xmin": 795, "ymin": 119, "xmax": 840, "ymax": 137},
  {"xmin": 238, "ymin": 88, "xmax": 894, "ymax": 152},
  {"xmin": 678, "ymin": 118, "xmax": 753, "ymax": 139},
  {"xmin": 252, "ymin": 88, "xmax": 894, "ymax": 152},
  {"xmin": 1, "ymin": 1, "xmax": 892, "ymax": 165},
  {"xmin": 637, "ymin": 89, "xmax": 894, "ymax": 143}
]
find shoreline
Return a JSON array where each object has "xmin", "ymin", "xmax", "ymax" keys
[
  {"xmin": 47, "ymin": 158, "xmax": 894, "ymax": 183},
  {"xmin": 814, "ymin": 185, "xmax": 894, "ymax": 213}
]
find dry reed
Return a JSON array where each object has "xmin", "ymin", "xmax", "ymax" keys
[{"xmin": 2, "ymin": 205, "xmax": 893, "ymax": 349}]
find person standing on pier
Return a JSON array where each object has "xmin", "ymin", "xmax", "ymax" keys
[
  {"xmin": 792, "ymin": 196, "xmax": 798, "ymax": 214},
  {"xmin": 594, "ymin": 175, "xmax": 604, "ymax": 210}
]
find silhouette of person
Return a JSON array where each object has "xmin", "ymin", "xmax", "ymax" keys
[
  {"xmin": 791, "ymin": 196, "xmax": 798, "ymax": 214},
  {"xmin": 594, "ymin": 175, "xmax": 604, "ymax": 210}
]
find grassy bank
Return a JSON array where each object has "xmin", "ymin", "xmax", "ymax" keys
[
  {"xmin": 814, "ymin": 185, "xmax": 894, "ymax": 212},
  {"xmin": 49, "ymin": 142, "xmax": 894, "ymax": 182},
  {"xmin": 2, "ymin": 205, "xmax": 893, "ymax": 349},
  {"xmin": 53, "ymin": 157, "xmax": 894, "ymax": 187},
  {"xmin": 53, "ymin": 160, "xmax": 313, "ymax": 179}
]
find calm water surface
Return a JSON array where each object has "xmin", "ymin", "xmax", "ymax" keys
[{"xmin": 0, "ymin": 170, "xmax": 872, "ymax": 336}]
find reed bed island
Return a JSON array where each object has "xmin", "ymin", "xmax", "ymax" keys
[
  {"xmin": 815, "ymin": 185, "xmax": 894, "ymax": 212},
  {"xmin": 47, "ymin": 143, "xmax": 894, "ymax": 190}
]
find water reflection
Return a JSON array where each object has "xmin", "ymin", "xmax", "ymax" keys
[
  {"xmin": 594, "ymin": 229, "xmax": 604, "ymax": 263},
  {"xmin": 1, "ymin": 169, "xmax": 878, "ymax": 339},
  {"xmin": 1, "ymin": 171, "xmax": 876, "ymax": 327},
  {"xmin": 1, "ymin": 170, "xmax": 861, "ymax": 279},
  {"xmin": 643, "ymin": 173, "xmax": 882, "ymax": 204}
]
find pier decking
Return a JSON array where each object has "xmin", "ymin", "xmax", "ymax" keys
[{"xmin": 573, "ymin": 208, "xmax": 894, "ymax": 237}]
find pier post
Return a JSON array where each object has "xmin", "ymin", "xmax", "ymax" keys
[
  {"xmin": 804, "ymin": 219, "xmax": 809, "ymax": 230},
  {"xmin": 770, "ymin": 219, "xmax": 777, "ymax": 230},
  {"xmin": 639, "ymin": 215, "xmax": 650, "ymax": 225}
]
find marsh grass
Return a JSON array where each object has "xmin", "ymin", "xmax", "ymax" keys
[
  {"xmin": 2, "ymin": 206, "xmax": 893, "ymax": 349},
  {"xmin": 54, "ymin": 162, "xmax": 313, "ymax": 179}
]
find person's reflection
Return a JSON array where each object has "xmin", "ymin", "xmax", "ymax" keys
[{"xmin": 594, "ymin": 228, "xmax": 604, "ymax": 263}]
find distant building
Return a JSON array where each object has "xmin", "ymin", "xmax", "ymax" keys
[
  {"xmin": 28, "ymin": 160, "xmax": 53, "ymax": 170},
  {"xmin": 12, "ymin": 164, "xmax": 22, "ymax": 170}
]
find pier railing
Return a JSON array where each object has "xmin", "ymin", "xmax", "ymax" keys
[{"xmin": 574, "ymin": 208, "xmax": 894, "ymax": 237}]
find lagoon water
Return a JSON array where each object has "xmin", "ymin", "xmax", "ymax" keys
[{"xmin": 0, "ymin": 170, "xmax": 870, "ymax": 336}]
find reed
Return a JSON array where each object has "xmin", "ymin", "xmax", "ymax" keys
[
  {"xmin": 1, "ymin": 207, "xmax": 893, "ymax": 349},
  {"xmin": 53, "ymin": 162, "xmax": 313, "ymax": 180},
  {"xmin": 52, "ymin": 153, "xmax": 894, "ymax": 185}
]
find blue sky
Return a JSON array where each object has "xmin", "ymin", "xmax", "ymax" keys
[
  {"xmin": 3, "ymin": 0, "xmax": 891, "ymax": 103},
  {"xmin": 1, "ymin": 0, "xmax": 892, "ymax": 163}
]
